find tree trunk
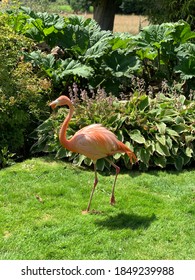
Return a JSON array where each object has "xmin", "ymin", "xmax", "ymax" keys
[{"xmin": 93, "ymin": 0, "xmax": 117, "ymax": 31}]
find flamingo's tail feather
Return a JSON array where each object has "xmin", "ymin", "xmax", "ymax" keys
[
  {"xmin": 126, "ymin": 150, "xmax": 137, "ymax": 163},
  {"xmin": 117, "ymin": 141, "xmax": 137, "ymax": 163}
]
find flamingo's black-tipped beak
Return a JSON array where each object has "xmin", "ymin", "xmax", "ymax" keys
[{"xmin": 49, "ymin": 99, "xmax": 59, "ymax": 110}]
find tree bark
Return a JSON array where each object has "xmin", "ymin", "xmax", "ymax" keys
[{"xmin": 93, "ymin": 0, "xmax": 117, "ymax": 31}]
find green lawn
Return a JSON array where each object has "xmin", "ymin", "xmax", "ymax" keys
[{"xmin": 0, "ymin": 157, "xmax": 195, "ymax": 260}]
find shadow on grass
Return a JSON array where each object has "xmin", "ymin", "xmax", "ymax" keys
[{"xmin": 94, "ymin": 212, "xmax": 156, "ymax": 230}]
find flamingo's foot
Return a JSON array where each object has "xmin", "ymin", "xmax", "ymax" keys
[
  {"xmin": 82, "ymin": 210, "xmax": 89, "ymax": 215},
  {"xmin": 110, "ymin": 195, "xmax": 116, "ymax": 205}
]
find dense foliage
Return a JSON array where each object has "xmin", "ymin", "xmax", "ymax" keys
[
  {"xmin": 61, "ymin": 0, "xmax": 195, "ymax": 29},
  {"xmin": 1, "ymin": 8, "xmax": 195, "ymax": 171},
  {"xmin": 144, "ymin": 0, "xmax": 195, "ymax": 31},
  {"xmin": 68, "ymin": 0, "xmax": 91, "ymax": 13},
  {"xmin": 32, "ymin": 87, "xmax": 195, "ymax": 171},
  {"xmin": 0, "ymin": 14, "xmax": 52, "ymax": 168},
  {"xmin": 6, "ymin": 7, "xmax": 195, "ymax": 96}
]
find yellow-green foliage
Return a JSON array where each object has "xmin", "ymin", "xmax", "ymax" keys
[{"xmin": 0, "ymin": 14, "xmax": 52, "ymax": 167}]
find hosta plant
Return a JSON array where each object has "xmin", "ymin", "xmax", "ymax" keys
[{"xmin": 31, "ymin": 88, "xmax": 195, "ymax": 171}]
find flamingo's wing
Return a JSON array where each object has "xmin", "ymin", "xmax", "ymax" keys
[{"xmin": 70, "ymin": 124, "xmax": 120, "ymax": 161}]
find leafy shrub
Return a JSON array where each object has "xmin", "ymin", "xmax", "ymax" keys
[
  {"xmin": 69, "ymin": 0, "xmax": 91, "ymax": 13},
  {"xmin": 0, "ymin": 147, "xmax": 15, "ymax": 169},
  {"xmin": 143, "ymin": 0, "xmax": 195, "ymax": 31},
  {"xmin": 5, "ymin": 7, "xmax": 195, "ymax": 95},
  {"xmin": 0, "ymin": 14, "xmax": 52, "ymax": 168},
  {"xmin": 8, "ymin": 7, "xmax": 195, "ymax": 96},
  {"xmin": 134, "ymin": 21, "xmax": 195, "ymax": 93},
  {"xmin": 119, "ymin": 0, "xmax": 145, "ymax": 15},
  {"xmin": 32, "ymin": 87, "xmax": 195, "ymax": 171}
]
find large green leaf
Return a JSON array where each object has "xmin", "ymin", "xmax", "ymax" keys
[
  {"xmin": 185, "ymin": 147, "xmax": 193, "ymax": 157},
  {"xmin": 73, "ymin": 154, "xmax": 86, "ymax": 166},
  {"xmin": 175, "ymin": 43, "xmax": 195, "ymax": 79},
  {"xmin": 136, "ymin": 47, "xmax": 157, "ymax": 60},
  {"xmin": 96, "ymin": 158, "xmax": 105, "ymax": 171},
  {"xmin": 56, "ymin": 147, "xmax": 72, "ymax": 159},
  {"xmin": 155, "ymin": 142, "xmax": 170, "ymax": 156},
  {"xmin": 166, "ymin": 136, "xmax": 173, "ymax": 150},
  {"xmin": 166, "ymin": 128, "xmax": 180, "ymax": 138},
  {"xmin": 172, "ymin": 124, "xmax": 187, "ymax": 134},
  {"xmin": 129, "ymin": 129, "xmax": 146, "ymax": 144},
  {"xmin": 104, "ymin": 50, "xmax": 140, "ymax": 78},
  {"xmin": 170, "ymin": 20, "xmax": 195, "ymax": 44},
  {"xmin": 154, "ymin": 156, "xmax": 167, "ymax": 168},
  {"xmin": 135, "ymin": 23, "xmax": 173, "ymax": 49},
  {"xmin": 155, "ymin": 135, "xmax": 166, "ymax": 146},
  {"xmin": 64, "ymin": 25, "xmax": 89, "ymax": 55},
  {"xmin": 109, "ymin": 34, "xmax": 132, "ymax": 51},
  {"xmin": 185, "ymin": 135, "xmax": 195, "ymax": 144},
  {"xmin": 23, "ymin": 51, "xmax": 55, "ymax": 77},
  {"xmin": 156, "ymin": 122, "xmax": 166, "ymax": 134},
  {"xmin": 53, "ymin": 58, "xmax": 94, "ymax": 81},
  {"xmin": 19, "ymin": 7, "xmax": 66, "ymax": 43},
  {"xmin": 84, "ymin": 38, "xmax": 110, "ymax": 59},
  {"xmin": 137, "ymin": 95, "xmax": 149, "ymax": 111},
  {"xmin": 21, "ymin": 6, "xmax": 65, "ymax": 28},
  {"xmin": 140, "ymin": 148, "xmax": 150, "ymax": 165},
  {"xmin": 175, "ymin": 156, "xmax": 184, "ymax": 171}
]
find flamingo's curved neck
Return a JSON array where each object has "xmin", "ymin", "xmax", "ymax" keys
[{"xmin": 59, "ymin": 102, "xmax": 74, "ymax": 150}]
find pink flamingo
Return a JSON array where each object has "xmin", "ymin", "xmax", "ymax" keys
[{"xmin": 50, "ymin": 95, "xmax": 137, "ymax": 213}]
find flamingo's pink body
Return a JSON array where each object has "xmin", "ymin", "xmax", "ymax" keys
[{"xmin": 50, "ymin": 95, "xmax": 137, "ymax": 213}]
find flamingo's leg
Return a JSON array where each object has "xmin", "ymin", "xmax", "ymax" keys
[
  {"xmin": 83, "ymin": 162, "xmax": 98, "ymax": 214},
  {"xmin": 105, "ymin": 158, "xmax": 120, "ymax": 205}
]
